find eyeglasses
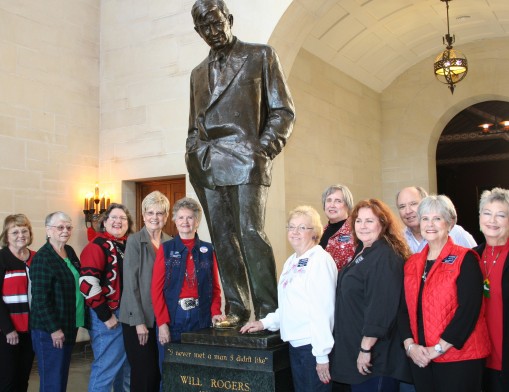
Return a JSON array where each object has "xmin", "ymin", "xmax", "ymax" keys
[
  {"xmin": 286, "ymin": 225, "xmax": 314, "ymax": 233},
  {"xmin": 109, "ymin": 215, "xmax": 128, "ymax": 222},
  {"xmin": 144, "ymin": 211, "xmax": 165, "ymax": 218},
  {"xmin": 9, "ymin": 229, "xmax": 30, "ymax": 236},
  {"xmin": 48, "ymin": 225, "xmax": 73, "ymax": 232}
]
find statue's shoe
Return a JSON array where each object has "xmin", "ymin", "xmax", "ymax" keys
[{"xmin": 213, "ymin": 313, "xmax": 241, "ymax": 329}]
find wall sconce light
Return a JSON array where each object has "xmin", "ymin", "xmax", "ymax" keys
[{"xmin": 83, "ymin": 183, "xmax": 111, "ymax": 228}]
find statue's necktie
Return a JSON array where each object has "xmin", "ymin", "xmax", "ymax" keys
[{"xmin": 209, "ymin": 53, "xmax": 225, "ymax": 91}]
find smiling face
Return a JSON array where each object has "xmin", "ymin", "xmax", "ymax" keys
[
  {"xmin": 287, "ymin": 214, "xmax": 316, "ymax": 256},
  {"xmin": 354, "ymin": 207, "xmax": 382, "ymax": 248},
  {"xmin": 397, "ymin": 187, "xmax": 423, "ymax": 234},
  {"xmin": 103, "ymin": 208, "xmax": 128, "ymax": 238},
  {"xmin": 324, "ymin": 190, "xmax": 349, "ymax": 223},
  {"xmin": 7, "ymin": 225, "xmax": 31, "ymax": 252},
  {"xmin": 480, "ymin": 201, "xmax": 509, "ymax": 245},
  {"xmin": 420, "ymin": 211, "xmax": 452, "ymax": 246},
  {"xmin": 46, "ymin": 219, "xmax": 73, "ymax": 246},
  {"xmin": 194, "ymin": 8, "xmax": 234, "ymax": 50},
  {"xmin": 143, "ymin": 206, "xmax": 168, "ymax": 233},
  {"xmin": 174, "ymin": 208, "xmax": 198, "ymax": 239}
]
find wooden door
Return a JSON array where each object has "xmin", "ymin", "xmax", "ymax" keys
[{"xmin": 136, "ymin": 177, "xmax": 186, "ymax": 237}]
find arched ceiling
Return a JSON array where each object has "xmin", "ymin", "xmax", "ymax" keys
[{"xmin": 301, "ymin": 0, "xmax": 509, "ymax": 92}]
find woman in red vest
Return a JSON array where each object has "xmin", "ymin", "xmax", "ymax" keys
[
  {"xmin": 473, "ymin": 187, "xmax": 509, "ymax": 392},
  {"xmin": 400, "ymin": 195, "xmax": 490, "ymax": 391}
]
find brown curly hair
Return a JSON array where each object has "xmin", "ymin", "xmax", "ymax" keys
[{"xmin": 351, "ymin": 199, "xmax": 410, "ymax": 260}]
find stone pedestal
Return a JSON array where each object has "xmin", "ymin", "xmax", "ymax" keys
[{"xmin": 162, "ymin": 329, "xmax": 293, "ymax": 392}]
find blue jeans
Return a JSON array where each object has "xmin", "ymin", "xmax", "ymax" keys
[
  {"xmin": 399, "ymin": 382, "xmax": 416, "ymax": 392},
  {"xmin": 289, "ymin": 344, "xmax": 332, "ymax": 392},
  {"xmin": 157, "ymin": 306, "xmax": 201, "ymax": 391},
  {"xmin": 88, "ymin": 308, "xmax": 130, "ymax": 392},
  {"xmin": 351, "ymin": 376, "xmax": 399, "ymax": 392},
  {"xmin": 170, "ymin": 305, "xmax": 200, "ymax": 343},
  {"xmin": 31, "ymin": 329, "xmax": 74, "ymax": 392}
]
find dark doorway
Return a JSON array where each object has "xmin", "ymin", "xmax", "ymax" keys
[
  {"xmin": 136, "ymin": 177, "xmax": 186, "ymax": 237},
  {"xmin": 436, "ymin": 100, "xmax": 509, "ymax": 244}
]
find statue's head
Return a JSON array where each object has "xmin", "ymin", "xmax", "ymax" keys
[{"xmin": 192, "ymin": 0, "xmax": 234, "ymax": 50}]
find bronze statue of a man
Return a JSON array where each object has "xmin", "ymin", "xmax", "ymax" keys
[{"xmin": 186, "ymin": 0, "xmax": 295, "ymax": 327}]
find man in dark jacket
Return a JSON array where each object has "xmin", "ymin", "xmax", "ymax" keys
[{"xmin": 186, "ymin": 0, "xmax": 295, "ymax": 326}]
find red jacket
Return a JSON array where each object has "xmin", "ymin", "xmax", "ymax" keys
[{"xmin": 405, "ymin": 238, "xmax": 490, "ymax": 362}]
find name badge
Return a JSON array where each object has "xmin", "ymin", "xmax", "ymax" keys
[
  {"xmin": 338, "ymin": 235, "xmax": 351, "ymax": 243},
  {"xmin": 442, "ymin": 255, "xmax": 457, "ymax": 264},
  {"xmin": 200, "ymin": 246, "xmax": 208, "ymax": 253},
  {"xmin": 297, "ymin": 258, "xmax": 308, "ymax": 267}
]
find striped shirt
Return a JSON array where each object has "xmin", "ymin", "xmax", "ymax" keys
[{"xmin": 0, "ymin": 247, "xmax": 33, "ymax": 334}]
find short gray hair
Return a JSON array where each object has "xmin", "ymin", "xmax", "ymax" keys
[
  {"xmin": 417, "ymin": 195, "xmax": 457, "ymax": 227},
  {"xmin": 45, "ymin": 211, "xmax": 72, "ymax": 227},
  {"xmin": 321, "ymin": 184, "xmax": 354, "ymax": 212},
  {"xmin": 172, "ymin": 197, "xmax": 202, "ymax": 223},
  {"xmin": 479, "ymin": 187, "xmax": 509, "ymax": 212}
]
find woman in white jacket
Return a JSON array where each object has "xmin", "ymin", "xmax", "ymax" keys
[{"xmin": 241, "ymin": 205, "xmax": 337, "ymax": 392}]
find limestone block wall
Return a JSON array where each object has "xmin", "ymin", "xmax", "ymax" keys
[
  {"xmin": 0, "ymin": 0, "xmax": 100, "ymax": 251},
  {"xmin": 286, "ymin": 49, "xmax": 382, "ymax": 228},
  {"xmin": 381, "ymin": 37, "xmax": 509, "ymax": 210}
]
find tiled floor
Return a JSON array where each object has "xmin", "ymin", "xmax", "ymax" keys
[{"xmin": 28, "ymin": 343, "xmax": 93, "ymax": 392}]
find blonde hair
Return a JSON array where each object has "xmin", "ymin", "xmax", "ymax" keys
[
  {"xmin": 288, "ymin": 205, "xmax": 323, "ymax": 244},
  {"xmin": 142, "ymin": 191, "xmax": 170, "ymax": 215},
  {"xmin": 0, "ymin": 214, "xmax": 34, "ymax": 247}
]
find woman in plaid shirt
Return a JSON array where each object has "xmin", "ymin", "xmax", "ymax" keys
[{"xmin": 30, "ymin": 212, "xmax": 85, "ymax": 392}]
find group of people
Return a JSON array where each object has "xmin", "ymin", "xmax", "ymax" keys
[
  {"xmin": 1, "ymin": 183, "xmax": 508, "ymax": 392},
  {"xmin": 0, "ymin": 191, "xmax": 226, "ymax": 392},
  {"xmin": 241, "ymin": 184, "xmax": 509, "ymax": 392}
]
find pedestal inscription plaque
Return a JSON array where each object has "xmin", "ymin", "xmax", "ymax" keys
[{"xmin": 163, "ymin": 329, "xmax": 293, "ymax": 392}]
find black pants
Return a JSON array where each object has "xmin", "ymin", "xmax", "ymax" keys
[
  {"xmin": 192, "ymin": 183, "xmax": 278, "ymax": 320},
  {"xmin": 122, "ymin": 324, "xmax": 160, "ymax": 392},
  {"xmin": 410, "ymin": 358, "xmax": 484, "ymax": 392},
  {"xmin": 332, "ymin": 381, "xmax": 351, "ymax": 392},
  {"xmin": 482, "ymin": 367, "xmax": 505, "ymax": 392},
  {"xmin": 0, "ymin": 331, "xmax": 34, "ymax": 392}
]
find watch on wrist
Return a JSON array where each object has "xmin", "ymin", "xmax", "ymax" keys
[{"xmin": 434, "ymin": 343, "xmax": 445, "ymax": 355}]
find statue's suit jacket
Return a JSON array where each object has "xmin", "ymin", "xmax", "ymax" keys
[{"xmin": 186, "ymin": 38, "xmax": 295, "ymax": 189}]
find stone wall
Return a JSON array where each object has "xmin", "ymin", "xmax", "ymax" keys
[{"xmin": 0, "ymin": 0, "xmax": 100, "ymax": 251}]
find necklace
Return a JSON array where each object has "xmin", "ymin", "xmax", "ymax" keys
[
  {"xmin": 482, "ymin": 246, "xmax": 502, "ymax": 298},
  {"xmin": 421, "ymin": 259, "xmax": 436, "ymax": 282}
]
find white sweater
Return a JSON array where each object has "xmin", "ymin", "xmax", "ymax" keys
[{"xmin": 261, "ymin": 245, "xmax": 337, "ymax": 364}]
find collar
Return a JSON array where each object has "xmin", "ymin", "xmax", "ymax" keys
[{"xmin": 102, "ymin": 231, "xmax": 127, "ymax": 243}]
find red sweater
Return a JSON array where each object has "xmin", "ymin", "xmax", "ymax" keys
[
  {"xmin": 79, "ymin": 232, "xmax": 126, "ymax": 322},
  {"xmin": 0, "ymin": 247, "xmax": 34, "ymax": 333}
]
